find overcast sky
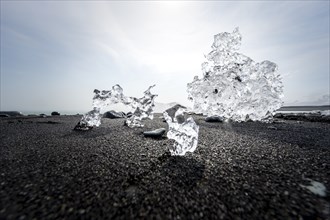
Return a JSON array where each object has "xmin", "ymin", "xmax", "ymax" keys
[{"xmin": 1, "ymin": 1, "xmax": 329, "ymax": 113}]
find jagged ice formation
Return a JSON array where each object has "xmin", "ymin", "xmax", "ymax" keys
[
  {"xmin": 75, "ymin": 85, "xmax": 157, "ymax": 130},
  {"xmin": 187, "ymin": 27, "xmax": 284, "ymax": 122},
  {"xmin": 125, "ymin": 85, "xmax": 157, "ymax": 128},
  {"xmin": 163, "ymin": 105, "xmax": 199, "ymax": 156}
]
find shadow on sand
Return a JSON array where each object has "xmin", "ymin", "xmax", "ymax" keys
[
  {"xmin": 159, "ymin": 156, "xmax": 205, "ymax": 189},
  {"xmin": 62, "ymin": 127, "xmax": 113, "ymax": 139}
]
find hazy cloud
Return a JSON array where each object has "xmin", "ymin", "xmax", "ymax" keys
[{"xmin": 1, "ymin": 1, "xmax": 329, "ymax": 112}]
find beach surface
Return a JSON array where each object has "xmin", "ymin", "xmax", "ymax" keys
[{"xmin": 0, "ymin": 114, "xmax": 329, "ymax": 219}]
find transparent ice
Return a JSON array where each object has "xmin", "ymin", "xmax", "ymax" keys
[
  {"xmin": 321, "ymin": 110, "xmax": 330, "ymax": 116},
  {"xmin": 79, "ymin": 108, "xmax": 102, "ymax": 128},
  {"xmin": 187, "ymin": 27, "xmax": 283, "ymax": 122},
  {"xmin": 163, "ymin": 105, "xmax": 199, "ymax": 156},
  {"xmin": 125, "ymin": 85, "xmax": 158, "ymax": 128},
  {"xmin": 300, "ymin": 178, "xmax": 327, "ymax": 197},
  {"xmin": 76, "ymin": 84, "xmax": 157, "ymax": 129}
]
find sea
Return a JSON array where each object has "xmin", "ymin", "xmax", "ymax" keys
[
  {"xmin": 12, "ymin": 105, "xmax": 330, "ymax": 116},
  {"xmin": 276, "ymin": 105, "xmax": 330, "ymax": 114}
]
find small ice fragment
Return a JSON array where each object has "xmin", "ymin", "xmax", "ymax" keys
[
  {"xmin": 74, "ymin": 107, "xmax": 101, "ymax": 130},
  {"xmin": 300, "ymin": 179, "xmax": 327, "ymax": 197},
  {"xmin": 321, "ymin": 110, "xmax": 330, "ymax": 116},
  {"xmin": 163, "ymin": 105, "xmax": 199, "ymax": 156},
  {"xmin": 187, "ymin": 27, "xmax": 283, "ymax": 122}
]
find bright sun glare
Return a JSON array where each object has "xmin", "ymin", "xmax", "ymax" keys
[{"xmin": 159, "ymin": 1, "xmax": 184, "ymax": 9}]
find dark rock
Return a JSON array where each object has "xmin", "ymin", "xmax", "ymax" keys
[
  {"xmin": 51, "ymin": 111, "xmax": 60, "ymax": 116},
  {"xmin": 274, "ymin": 113, "xmax": 284, "ymax": 118},
  {"xmin": 267, "ymin": 126, "xmax": 278, "ymax": 130},
  {"xmin": 0, "ymin": 114, "xmax": 10, "ymax": 118},
  {"xmin": 205, "ymin": 116, "xmax": 224, "ymax": 123},
  {"xmin": 273, "ymin": 119, "xmax": 285, "ymax": 124},
  {"xmin": 126, "ymin": 112, "xmax": 133, "ymax": 118},
  {"xmin": 73, "ymin": 121, "xmax": 93, "ymax": 131},
  {"xmin": 0, "ymin": 111, "xmax": 23, "ymax": 117},
  {"xmin": 103, "ymin": 110, "xmax": 126, "ymax": 119},
  {"xmin": 39, "ymin": 114, "xmax": 47, "ymax": 118},
  {"xmin": 48, "ymin": 121, "xmax": 59, "ymax": 124},
  {"xmin": 143, "ymin": 128, "xmax": 166, "ymax": 138}
]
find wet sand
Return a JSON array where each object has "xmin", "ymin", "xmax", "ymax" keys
[{"xmin": 0, "ymin": 114, "xmax": 329, "ymax": 219}]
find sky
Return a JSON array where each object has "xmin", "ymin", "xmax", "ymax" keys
[{"xmin": 1, "ymin": 1, "xmax": 329, "ymax": 113}]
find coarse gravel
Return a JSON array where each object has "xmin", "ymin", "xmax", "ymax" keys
[{"xmin": 0, "ymin": 114, "xmax": 329, "ymax": 219}]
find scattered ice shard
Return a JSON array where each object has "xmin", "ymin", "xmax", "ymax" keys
[
  {"xmin": 187, "ymin": 27, "xmax": 284, "ymax": 122},
  {"xmin": 93, "ymin": 84, "xmax": 126, "ymax": 110},
  {"xmin": 75, "ymin": 84, "xmax": 157, "ymax": 130},
  {"xmin": 78, "ymin": 108, "xmax": 102, "ymax": 129},
  {"xmin": 321, "ymin": 110, "xmax": 330, "ymax": 116},
  {"xmin": 163, "ymin": 105, "xmax": 199, "ymax": 156},
  {"xmin": 125, "ymin": 85, "xmax": 158, "ymax": 128},
  {"xmin": 300, "ymin": 178, "xmax": 327, "ymax": 197},
  {"xmin": 75, "ymin": 85, "xmax": 126, "ymax": 130}
]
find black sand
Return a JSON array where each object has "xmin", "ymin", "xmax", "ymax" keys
[{"xmin": 0, "ymin": 115, "xmax": 329, "ymax": 219}]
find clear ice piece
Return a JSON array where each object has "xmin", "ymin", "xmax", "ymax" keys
[
  {"xmin": 300, "ymin": 178, "xmax": 327, "ymax": 197},
  {"xmin": 78, "ymin": 85, "xmax": 126, "ymax": 128},
  {"xmin": 81, "ymin": 107, "xmax": 102, "ymax": 127},
  {"xmin": 77, "ymin": 84, "xmax": 157, "ymax": 129},
  {"xmin": 187, "ymin": 27, "xmax": 284, "ymax": 122},
  {"xmin": 163, "ymin": 105, "xmax": 199, "ymax": 156},
  {"xmin": 125, "ymin": 85, "xmax": 158, "ymax": 128}
]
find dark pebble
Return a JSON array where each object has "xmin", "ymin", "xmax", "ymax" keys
[
  {"xmin": 143, "ymin": 128, "xmax": 166, "ymax": 138},
  {"xmin": 103, "ymin": 110, "xmax": 126, "ymax": 119},
  {"xmin": 205, "ymin": 116, "xmax": 224, "ymax": 122},
  {"xmin": 51, "ymin": 111, "xmax": 60, "ymax": 116}
]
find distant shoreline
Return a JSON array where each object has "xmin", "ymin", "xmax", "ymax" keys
[
  {"xmin": 1, "ymin": 105, "xmax": 329, "ymax": 116},
  {"xmin": 278, "ymin": 105, "xmax": 330, "ymax": 111}
]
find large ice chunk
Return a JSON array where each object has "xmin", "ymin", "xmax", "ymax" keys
[
  {"xmin": 75, "ymin": 84, "xmax": 157, "ymax": 130},
  {"xmin": 187, "ymin": 27, "xmax": 283, "ymax": 121},
  {"xmin": 163, "ymin": 105, "xmax": 199, "ymax": 156}
]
